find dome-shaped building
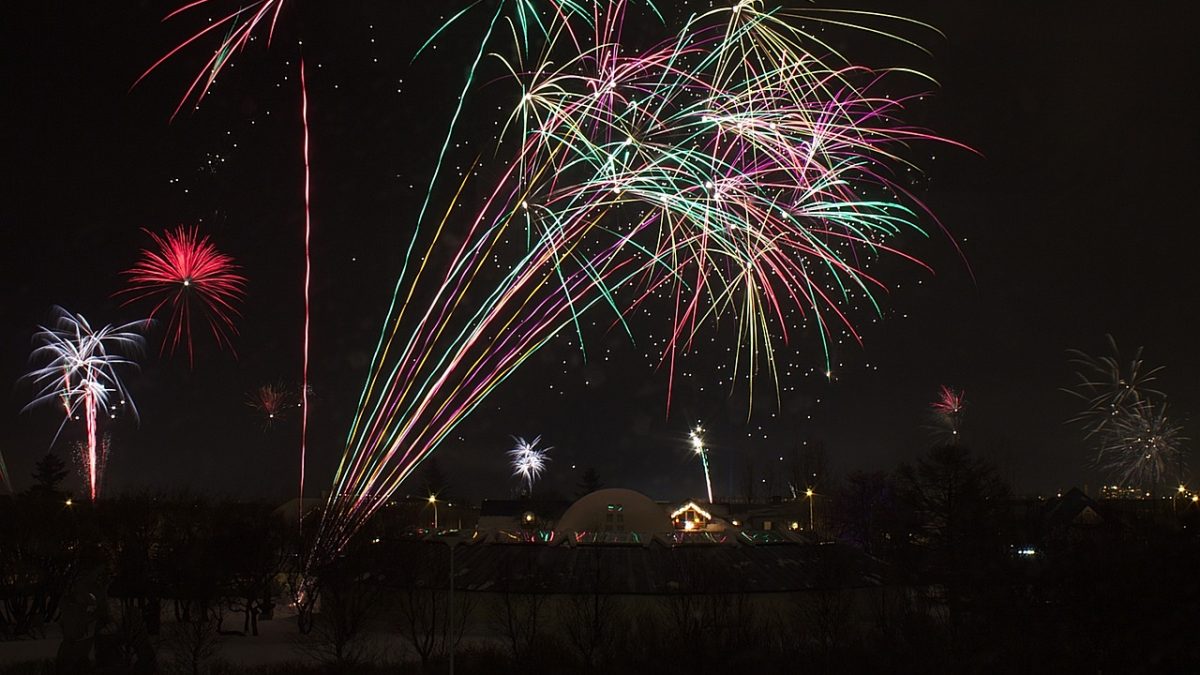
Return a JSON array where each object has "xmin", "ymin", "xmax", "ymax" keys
[{"xmin": 556, "ymin": 488, "xmax": 671, "ymax": 535}]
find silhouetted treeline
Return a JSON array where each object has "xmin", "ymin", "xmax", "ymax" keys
[
  {"xmin": 824, "ymin": 443, "xmax": 1200, "ymax": 673},
  {"xmin": 0, "ymin": 490, "xmax": 287, "ymax": 642},
  {"xmin": 2, "ymin": 444, "xmax": 1199, "ymax": 673}
]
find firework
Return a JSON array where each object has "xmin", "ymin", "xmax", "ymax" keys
[
  {"xmin": 1094, "ymin": 400, "xmax": 1185, "ymax": 487},
  {"xmin": 248, "ymin": 383, "xmax": 292, "ymax": 428},
  {"xmin": 137, "ymin": 0, "xmax": 965, "ymax": 556},
  {"xmin": 1066, "ymin": 337, "xmax": 1185, "ymax": 488},
  {"xmin": 310, "ymin": 2, "xmax": 964, "ymax": 562},
  {"xmin": 509, "ymin": 436, "xmax": 552, "ymax": 495},
  {"xmin": 143, "ymin": 6, "xmax": 309, "ymax": 515},
  {"xmin": 23, "ymin": 307, "xmax": 143, "ymax": 501},
  {"xmin": 119, "ymin": 226, "xmax": 246, "ymax": 366},
  {"xmin": 928, "ymin": 385, "xmax": 965, "ymax": 443},
  {"xmin": 689, "ymin": 427, "xmax": 714, "ymax": 503},
  {"xmin": 1066, "ymin": 335, "xmax": 1163, "ymax": 439}
]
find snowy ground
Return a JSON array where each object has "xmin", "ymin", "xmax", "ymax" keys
[{"xmin": 0, "ymin": 606, "xmax": 417, "ymax": 669}]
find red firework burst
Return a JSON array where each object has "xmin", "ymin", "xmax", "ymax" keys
[
  {"xmin": 931, "ymin": 385, "xmax": 965, "ymax": 416},
  {"xmin": 119, "ymin": 226, "xmax": 246, "ymax": 365},
  {"xmin": 247, "ymin": 383, "xmax": 292, "ymax": 428}
]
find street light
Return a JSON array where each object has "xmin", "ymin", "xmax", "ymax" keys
[
  {"xmin": 690, "ymin": 427, "xmax": 714, "ymax": 504},
  {"xmin": 428, "ymin": 494, "xmax": 439, "ymax": 530},
  {"xmin": 805, "ymin": 488, "xmax": 814, "ymax": 532},
  {"xmin": 434, "ymin": 531, "xmax": 465, "ymax": 675}
]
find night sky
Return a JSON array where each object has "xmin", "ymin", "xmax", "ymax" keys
[{"xmin": 2, "ymin": 1, "xmax": 1198, "ymax": 503}]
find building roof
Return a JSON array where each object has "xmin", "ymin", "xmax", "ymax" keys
[
  {"xmin": 1043, "ymin": 487, "xmax": 1103, "ymax": 529},
  {"xmin": 557, "ymin": 488, "xmax": 672, "ymax": 535}
]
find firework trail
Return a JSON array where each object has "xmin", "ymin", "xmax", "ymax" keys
[
  {"xmin": 136, "ymin": 0, "xmax": 288, "ymax": 118},
  {"xmin": 0, "ymin": 448, "xmax": 11, "ymax": 494},
  {"xmin": 1066, "ymin": 336, "xmax": 1184, "ymax": 487},
  {"xmin": 508, "ymin": 435, "xmax": 552, "ymax": 495},
  {"xmin": 311, "ymin": 3, "xmax": 965, "ymax": 561},
  {"xmin": 119, "ymin": 225, "xmax": 246, "ymax": 366},
  {"xmin": 928, "ymin": 385, "xmax": 965, "ymax": 443},
  {"xmin": 299, "ymin": 57, "xmax": 313, "ymax": 523},
  {"xmin": 23, "ymin": 308, "xmax": 143, "ymax": 501},
  {"xmin": 248, "ymin": 383, "xmax": 292, "ymax": 428}
]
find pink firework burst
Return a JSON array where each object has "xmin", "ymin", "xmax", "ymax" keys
[
  {"xmin": 929, "ymin": 385, "xmax": 966, "ymax": 443},
  {"xmin": 931, "ymin": 385, "xmax": 966, "ymax": 417},
  {"xmin": 248, "ymin": 383, "xmax": 292, "ymax": 428},
  {"xmin": 119, "ymin": 226, "xmax": 246, "ymax": 366}
]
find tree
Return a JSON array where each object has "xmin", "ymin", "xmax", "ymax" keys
[
  {"xmin": 895, "ymin": 445, "xmax": 1010, "ymax": 567},
  {"xmin": 575, "ymin": 468, "xmax": 603, "ymax": 497},
  {"xmin": 303, "ymin": 551, "xmax": 380, "ymax": 671},
  {"xmin": 215, "ymin": 504, "xmax": 286, "ymax": 636},
  {"xmin": 104, "ymin": 493, "xmax": 165, "ymax": 636},
  {"xmin": 0, "ymin": 496, "xmax": 78, "ymax": 638},
  {"xmin": 894, "ymin": 444, "xmax": 1011, "ymax": 651},
  {"xmin": 29, "ymin": 453, "xmax": 68, "ymax": 497},
  {"xmin": 492, "ymin": 556, "xmax": 550, "ymax": 666},
  {"xmin": 562, "ymin": 549, "xmax": 621, "ymax": 672},
  {"xmin": 390, "ymin": 543, "xmax": 475, "ymax": 672},
  {"xmin": 830, "ymin": 471, "xmax": 896, "ymax": 557},
  {"xmin": 162, "ymin": 605, "xmax": 221, "ymax": 675}
]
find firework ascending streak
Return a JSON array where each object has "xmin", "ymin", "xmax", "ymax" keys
[
  {"xmin": 689, "ymin": 427, "xmax": 713, "ymax": 503},
  {"xmin": 310, "ymin": 2, "xmax": 965, "ymax": 562},
  {"xmin": 299, "ymin": 57, "xmax": 313, "ymax": 523},
  {"xmin": 23, "ymin": 308, "xmax": 143, "ymax": 501},
  {"xmin": 928, "ymin": 385, "xmax": 965, "ymax": 443},
  {"xmin": 1066, "ymin": 337, "xmax": 1183, "ymax": 487},
  {"xmin": 508, "ymin": 436, "xmax": 551, "ymax": 495},
  {"xmin": 119, "ymin": 226, "xmax": 246, "ymax": 366}
]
